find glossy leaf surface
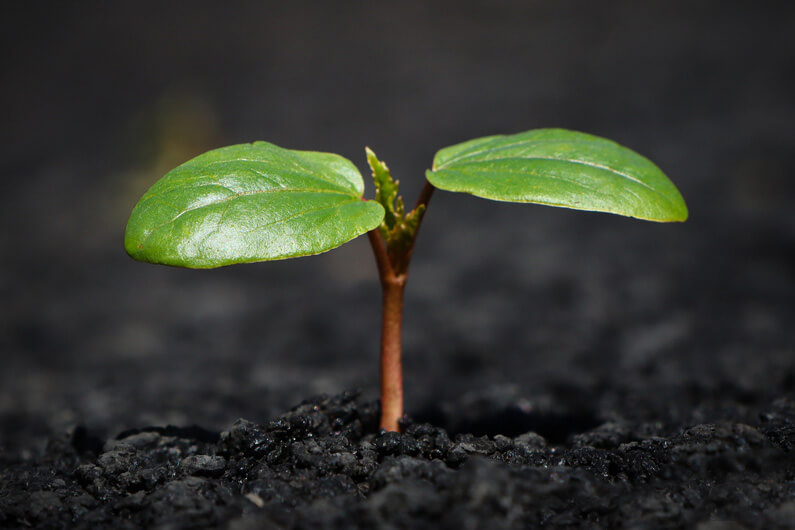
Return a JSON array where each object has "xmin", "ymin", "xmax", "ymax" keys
[
  {"xmin": 125, "ymin": 142, "xmax": 385, "ymax": 268},
  {"xmin": 427, "ymin": 129, "xmax": 688, "ymax": 222}
]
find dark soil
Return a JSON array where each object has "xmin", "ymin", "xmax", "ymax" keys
[
  {"xmin": 2, "ymin": 1, "xmax": 795, "ymax": 528},
  {"xmin": 2, "ymin": 390, "xmax": 795, "ymax": 529}
]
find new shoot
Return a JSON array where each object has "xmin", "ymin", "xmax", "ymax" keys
[{"xmin": 125, "ymin": 129, "xmax": 688, "ymax": 432}]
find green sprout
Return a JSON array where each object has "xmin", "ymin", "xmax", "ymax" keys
[{"xmin": 125, "ymin": 128, "xmax": 688, "ymax": 432}]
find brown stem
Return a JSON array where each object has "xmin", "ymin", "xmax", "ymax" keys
[
  {"xmin": 379, "ymin": 277, "xmax": 405, "ymax": 432},
  {"xmin": 405, "ymin": 180, "xmax": 435, "ymax": 266},
  {"xmin": 367, "ymin": 229, "xmax": 393, "ymax": 279},
  {"xmin": 413, "ymin": 179, "xmax": 436, "ymax": 213},
  {"xmin": 367, "ymin": 179, "xmax": 435, "ymax": 432}
]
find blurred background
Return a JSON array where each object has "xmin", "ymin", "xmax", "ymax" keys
[{"xmin": 2, "ymin": 1, "xmax": 793, "ymax": 453}]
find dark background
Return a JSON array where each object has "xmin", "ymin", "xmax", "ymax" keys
[{"xmin": 2, "ymin": 1, "xmax": 793, "ymax": 454}]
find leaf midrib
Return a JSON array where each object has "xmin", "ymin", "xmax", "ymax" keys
[
  {"xmin": 147, "ymin": 161, "xmax": 358, "ymax": 198},
  {"xmin": 138, "ymin": 188, "xmax": 358, "ymax": 248},
  {"xmin": 435, "ymin": 137, "xmax": 609, "ymax": 168},
  {"xmin": 441, "ymin": 155, "xmax": 658, "ymax": 194},
  {"xmin": 206, "ymin": 157, "xmax": 358, "ymax": 194}
]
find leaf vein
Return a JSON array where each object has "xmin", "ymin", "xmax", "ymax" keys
[
  {"xmin": 449, "ymin": 156, "xmax": 659, "ymax": 194},
  {"xmin": 139, "ymin": 189, "xmax": 354, "ymax": 247},
  {"xmin": 437, "ymin": 137, "xmax": 607, "ymax": 168},
  {"xmin": 445, "ymin": 166, "xmax": 606, "ymax": 196},
  {"xmin": 237, "ymin": 202, "xmax": 351, "ymax": 236}
]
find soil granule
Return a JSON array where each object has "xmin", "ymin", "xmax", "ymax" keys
[
  {"xmin": 2, "ymin": 391, "xmax": 794, "ymax": 529},
  {"xmin": 2, "ymin": 2, "xmax": 795, "ymax": 529}
]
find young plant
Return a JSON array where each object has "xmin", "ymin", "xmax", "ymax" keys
[{"xmin": 125, "ymin": 128, "xmax": 687, "ymax": 432}]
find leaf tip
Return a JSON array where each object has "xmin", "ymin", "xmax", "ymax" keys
[{"xmin": 667, "ymin": 192, "xmax": 689, "ymax": 222}]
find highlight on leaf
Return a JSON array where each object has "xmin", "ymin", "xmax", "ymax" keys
[
  {"xmin": 125, "ymin": 128, "xmax": 688, "ymax": 432},
  {"xmin": 427, "ymin": 128, "xmax": 687, "ymax": 222},
  {"xmin": 124, "ymin": 141, "xmax": 385, "ymax": 268}
]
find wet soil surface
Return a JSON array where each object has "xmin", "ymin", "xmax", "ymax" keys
[{"xmin": 2, "ymin": 390, "xmax": 795, "ymax": 529}]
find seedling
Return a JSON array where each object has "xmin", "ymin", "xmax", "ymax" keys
[{"xmin": 125, "ymin": 128, "xmax": 687, "ymax": 432}]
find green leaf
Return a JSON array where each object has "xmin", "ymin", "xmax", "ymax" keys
[
  {"xmin": 365, "ymin": 147, "xmax": 427, "ymax": 257},
  {"xmin": 426, "ymin": 128, "xmax": 688, "ymax": 222},
  {"xmin": 125, "ymin": 142, "xmax": 385, "ymax": 268},
  {"xmin": 366, "ymin": 147, "xmax": 403, "ymax": 234}
]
